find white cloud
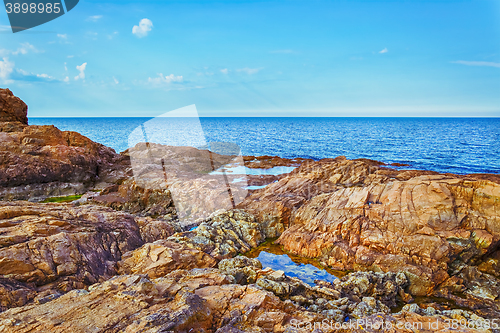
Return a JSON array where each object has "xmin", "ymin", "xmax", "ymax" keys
[
  {"xmin": 379, "ymin": 48, "xmax": 388, "ymax": 54},
  {"xmin": 35, "ymin": 73, "xmax": 54, "ymax": 80},
  {"xmin": 451, "ymin": 60, "xmax": 500, "ymax": 68},
  {"xmin": 87, "ymin": 15, "xmax": 103, "ymax": 22},
  {"xmin": 132, "ymin": 18, "xmax": 153, "ymax": 38},
  {"xmin": 148, "ymin": 73, "xmax": 183, "ymax": 85},
  {"xmin": 0, "ymin": 58, "xmax": 56, "ymax": 83},
  {"xmin": 236, "ymin": 67, "xmax": 263, "ymax": 75},
  {"xmin": 57, "ymin": 34, "xmax": 67, "ymax": 40},
  {"xmin": 75, "ymin": 62, "xmax": 87, "ymax": 80},
  {"xmin": 220, "ymin": 68, "xmax": 228, "ymax": 74},
  {"xmin": 64, "ymin": 76, "xmax": 70, "ymax": 83},
  {"xmin": 0, "ymin": 57, "xmax": 14, "ymax": 82},
  {"xmin": 113, "ymin": 76, "xmax": 119, "ymax": 84}
]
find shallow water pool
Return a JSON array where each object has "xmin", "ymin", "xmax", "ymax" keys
[{"xmin": 245, "ymin": 239, "xmax": 346, "ymax": 286}]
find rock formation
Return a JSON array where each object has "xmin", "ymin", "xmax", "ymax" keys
[
  {"xmin": 0, "ymin": 89, "xmax": 499, "ymax": 331},
  {"xmin": 240, "ymin": 157, "xmax": 500, "ymax": 318},
  {"xmin": 0, "ymin": 201, "xmax": 147, "ymax": 309},
  {"xmin": 0, "ymin": 259, "xmax": 491, "ymax": 332},
  {"xmin": 0, "ymin": 89, "xmax": 128, "ymax": 201},
  {"xmin": 0, "ymin": 88, "xmax": 28, "ymax": 127}
]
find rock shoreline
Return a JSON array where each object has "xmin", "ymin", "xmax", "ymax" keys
[{"xmin": 0, "ymin": 89, "xmax": 499, "ymax": 332}]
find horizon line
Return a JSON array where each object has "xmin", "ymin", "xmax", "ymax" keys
[{"xmin": 28, "ymin": 116, "xmax": 500, "ymax": 119}]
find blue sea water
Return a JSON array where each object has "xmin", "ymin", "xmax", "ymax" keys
[{"xmin": 30, "ymin": 117, "xmax": 500, "ymax": 175}]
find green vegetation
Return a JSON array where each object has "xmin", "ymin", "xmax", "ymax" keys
[{"xmin": 42, "ymin": 195, "xmax": 83, "ymax": 203}]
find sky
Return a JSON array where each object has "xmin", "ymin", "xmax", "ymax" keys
[{"xmin": 0, "ymin": 0, "xmax": 499, "ymax": 117}]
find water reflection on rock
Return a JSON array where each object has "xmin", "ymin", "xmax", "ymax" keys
[{"xmin": 245, "ymin": 239, "xmax": 345, "ymax": 286}]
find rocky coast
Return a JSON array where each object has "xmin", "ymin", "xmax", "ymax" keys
[{"xmin": 0, "ymin": 89, "xmax": 499, "ymax": 332}]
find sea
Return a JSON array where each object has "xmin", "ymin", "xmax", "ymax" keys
[{"xmin": 30, "ymin": 117, "xmax": 500, "ymax": 175}]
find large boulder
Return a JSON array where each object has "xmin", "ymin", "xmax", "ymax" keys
[{"xmin": 0, "ymin": 89, "xmax": 28, "ymax": 126}]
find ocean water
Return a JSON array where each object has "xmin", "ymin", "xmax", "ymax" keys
[{"xmin": 30, "ymin": 117, "xmax": 500, "ymax": 175}]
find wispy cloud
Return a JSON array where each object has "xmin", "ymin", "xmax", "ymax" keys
[
  {"xmin": 85, "ymin": 31, "xmax": 98, "ymax": 40},
  {"xmin": 75, "ymin": 62, "xmax": 87, "ymax": 80},
  {"xmin": 108, "ymin": 31, "xmax": 119, "ymax": 40},
  {"xmin": 379, "ymin": 48, "xmax": 388, "ymax": 54},
  {"xmin": 0, "ymin": 57, "xmax": 57, "ymax": 83},
  {"xmin": 0, "ymin": 57, "xmax": 14, "ymax": 83},
  {"xmin": 270, "ymin": 49, "xmax": 294, "ymax": 54},
  {"xmin": 220, "ymin": 68, "xmax": 228, "ymax": 74},
  {"xmin": 236, "ymin": 67, "xmax": 263, "ymax": 75},
  {"xmin": 0, "ymin": 43, "xmax": 41, "ymax": 56},
  {"xmin": 12, "ymin": 69, "xmax": 56, "ymax": 82},
  {"xmin": 451, "ymin": 60, "xmax": 500, "ymax": 68},
  {"xmin": 132, "ymin": 18, "xmax": 153, "ymax": 38},
  {"xmin": 148, "ymin": 73, "xmax": 183, "ymax": 85},
  {"xmin": 87, "ymin": 15, "xmax": 103, "ymax": 22},
  {"xmin": 57, "ymin": 34, "xmax": 67, "ymax": 40}
]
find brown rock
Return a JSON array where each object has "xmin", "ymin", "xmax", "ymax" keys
[
  {"xmin": 0, "ymin": 201, "xmax": 143, "ymax": 309},
  {"xmin": 0, "ymin": 268, "xmax": 322, "ymax": 333},
  {"xmin": 240, "ymin": 158, "xmax": 500, "ymax": 302},
  {"xmin": 118, "ymin": 240, "xmax": 217, "ymax": 278},
  {"xmin": 0, "ymin": 89, "xmax": 129, "ymax": 201},
  {"xmin": 0, "ymin": 89, "xmax": 27, "ymax": 125},
  {"xmin": 0, "ymin": 125, "xmax": 127, "ymax": 200},
  {"xmin": 92, "ymin": 179, "xmax": 175, "ymax": 218},
  {"xmin": 0, "ymin": 264, "xmax": 489, "ymax": 333}
]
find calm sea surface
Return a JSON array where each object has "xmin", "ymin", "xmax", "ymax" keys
[{"xmin": 30, "ymin": 117, "xmax": 500, "ymax": 175}]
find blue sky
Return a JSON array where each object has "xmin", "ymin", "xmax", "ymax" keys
[{"xmin": 0, "ymin": 0, "xmax": 499, "ymax": 117}]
